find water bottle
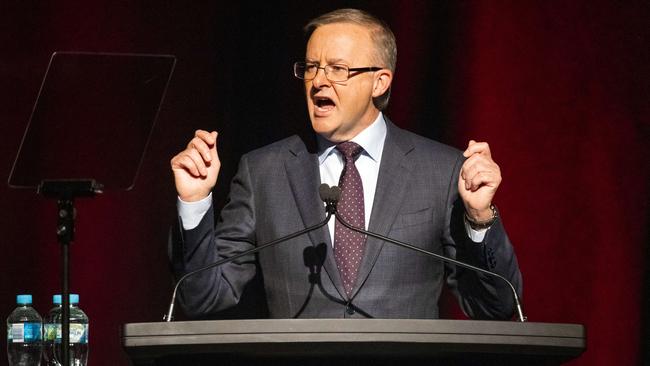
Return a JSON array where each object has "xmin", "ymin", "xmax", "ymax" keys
[
  {"xmin": 45, "ymin": 294, "xmax": 89, "ymax": 366},
  {"xmin": 6, "ymin": 294, "xmax": 42, "ymax": 366},
  {"xmin": 42, "ymin": 296, "xmax": 61, "ymax": 366}
]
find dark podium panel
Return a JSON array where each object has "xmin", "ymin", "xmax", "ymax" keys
[{"xmin": 122, "ymin": 319, "xmax": 585, "ymax": 365}]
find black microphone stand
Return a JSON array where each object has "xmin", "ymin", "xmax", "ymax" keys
[
  {"xmin": 165, "ymin": 194, "xmax": 336, "ymax": 322},
  {"xmin": 329, "ymin": 186, "xmax": 527, "ymax": 322}
]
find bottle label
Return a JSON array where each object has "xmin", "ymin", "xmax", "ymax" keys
[
  {"xmin": 8, "ymin": 323, "xmax": 42, "ymax": 343},
  {"xmin": 53, "ymin": 323, "xmax": 89, "ymax": 344},
  {"xmin": 44, "ymin": 323, "xmax": 57, "ymax": 341}
]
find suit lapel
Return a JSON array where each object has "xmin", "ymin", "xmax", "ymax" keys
[
  {"xmin": 350, "ymin": 121, "xmax": 415, "ymax": 299},
  {"xmin": 284, "ymin": 136, "xmax": 346, "ymax": 297}
]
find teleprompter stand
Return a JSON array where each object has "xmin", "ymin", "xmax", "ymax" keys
[
  {"xmin": 8, "ymin": 52, "xmax": 175, "ymax": 365},
  {"xmin": 39, "ymin": 179, "xmax": 102, "ymax": 365}
]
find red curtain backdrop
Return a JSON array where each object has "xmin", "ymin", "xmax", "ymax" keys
[
  {"xmin": 390, "ymin": 2, "xmax": 649, "ymax": 365},
  {"xmin": 0, "ymin": 2, "xmax": 647, "ymax": 365}
]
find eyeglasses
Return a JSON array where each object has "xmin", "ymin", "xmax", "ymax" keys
[{"xmin": 293, "ymin": 62, "xmax": 383, "ymax": 82}]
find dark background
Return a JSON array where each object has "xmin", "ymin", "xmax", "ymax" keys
[{"xmin": 1, "ymin": 1, "xmax": 648, "ymax": 365}]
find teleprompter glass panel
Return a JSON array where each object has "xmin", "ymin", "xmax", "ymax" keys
[{"xmin": 8, "ymin": 52, "xmax": 176, "ymax": 191}]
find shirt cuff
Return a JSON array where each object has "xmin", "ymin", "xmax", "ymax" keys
[
  {"xmin": 464, "ymin": 217, "xmax": 488, "ymax": 243},
  {"xmin": 177, "ymin": 193, "xmax": 212, "ymax": 230}
]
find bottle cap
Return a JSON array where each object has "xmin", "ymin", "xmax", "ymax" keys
[
  {"xmin": 53, "ymin": 294, "xmax": 80, "ymax": 305},
  {"xmin": 16, "ymin": 294, "xmax": 32, "ymax": 305}
]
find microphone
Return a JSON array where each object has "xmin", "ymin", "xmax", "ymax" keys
[
  {"xmin": 327, "ymin": 185, "xmax": 527, "ymax": 322},
  {"xmin": 164, "ymin": 184, "xmax": 337, "ymax": 321},
  {"xmin": 319, "ymin": 184, "xmax": 339, "ymax": 215}
]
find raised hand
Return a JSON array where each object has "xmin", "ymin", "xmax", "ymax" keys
[
  {"xmin": 458, "ymin": 140, "xmax": 502, "ymax": 222},
  {"xmin": 170, "ymin": 130, "xmax": 220, "ymax": 202}
]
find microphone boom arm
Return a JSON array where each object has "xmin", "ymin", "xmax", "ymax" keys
[
  {"xmin": 334, "ymin": 211, "xmax": 526, "ymax": 322},
  {"xmin": 165, "ymin": 210, "xmax": 333, "ymax": 321}
]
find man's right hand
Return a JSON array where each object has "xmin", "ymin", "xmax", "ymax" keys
[{"xmin": 170, "ymin": 130, "xmax": 220, "ymax": 202}]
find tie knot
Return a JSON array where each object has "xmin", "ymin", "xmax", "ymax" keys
[{"xmin": 336, "ymin": 141, "xmax": 364, "ymax": 161}]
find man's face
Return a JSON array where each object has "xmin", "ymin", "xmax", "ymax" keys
[{"xmin": 304, "ymin": 23, "xmax": 390, "ymax": 142}]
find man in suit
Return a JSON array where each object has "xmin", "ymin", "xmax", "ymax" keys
[{"xmin": 169, "ymin": 9, "xmax": 522, "ymax": 319}]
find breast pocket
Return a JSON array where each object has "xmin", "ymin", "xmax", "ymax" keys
[{"xmin": 392, "ymin": 207, "xmax": 434, "ymax": 230}]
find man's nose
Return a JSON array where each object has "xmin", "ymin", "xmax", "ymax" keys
[{"xmin": 312, "ymin": 66, "xmax": 331, "ymax": 88}]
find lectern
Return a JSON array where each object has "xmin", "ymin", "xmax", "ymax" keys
[{"xmin": 122, "ymin": 319, "xmax": 585, "ymax": 365}]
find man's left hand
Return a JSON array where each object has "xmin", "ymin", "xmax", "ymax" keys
[{"xmin": 459, "ymin": 140, "xmax": 502, "ymax": 222}]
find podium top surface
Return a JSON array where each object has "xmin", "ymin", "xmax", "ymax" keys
[{"xmin": 123, "ymin": 319, "xmax": 585, "ymax": 362}]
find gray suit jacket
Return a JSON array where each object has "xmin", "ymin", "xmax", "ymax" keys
[{"xmin": 170, "ymin": 120, "xmax": 522, "ymax": 319}]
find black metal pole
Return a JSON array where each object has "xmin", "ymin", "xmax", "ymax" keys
[
  {"xmin": 57, "ymin": 199, "xmax": 74, "ymax": 366},
  {"xmin": 61, "ymin": 241, "xmax": 69, "ymax": 366},
  {"xmin": 38, "ymin": 180, "xmax": 101, "ymax": 366}
]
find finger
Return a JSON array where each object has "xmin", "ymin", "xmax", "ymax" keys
[
  {"xmin": 467, "ymin": 170, "xmax": 501, "ymax": 192},
  {"xmin": 463, "ymin": 141, "xmax": 489, "ymax": 157},
  {"xmin": 460, "ymin": 154, "xmax": 498, "ymax": 181},
  {"xmin": 461, "ymin": 155, "xmax": 500, "ymax": 188},
  {"xmin": 462, "ymin": 162, "xmax": 489, "ymax": 189},
  {"xmin": 194, "ymin": 129, "xmax": 218, "ymax": 145},
  {"xmin": 171, "ymin": 154, "xmax": 201, "ymax": 177},
  {"xmin": 463, "ymin": 156, "xmax": 498, "ymax": 174},
  {"xmin": 172, "ymin": 149, "xmax": 209, "ymax": 177},
  {"xmin": 185, "ymin": 148, "xmax": 209, "ymax": 176},
  {"xmin": 209, "ymin": 131, "xmax": 219, "ymax": 160},
  {"xmin": 463, "ymin": 141, "xmax": 491, "ymax": 158},
  {"xmin": 188, "ymin": 136, "xmax": 214, "ymax": 162}
]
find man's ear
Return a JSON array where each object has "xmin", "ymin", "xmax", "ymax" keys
[{"xmin": 372, "ymin": 69, "xmax": 393, "ymax": 98}]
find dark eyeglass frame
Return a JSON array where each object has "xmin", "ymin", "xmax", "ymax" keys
[{"xmin": 293, "ymin": 61, "xmax": 383, "ymax": 82}]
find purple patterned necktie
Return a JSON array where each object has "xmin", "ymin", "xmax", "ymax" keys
[{"xmin": 334, "ymin": 141, "xmax": 367, "ymax": 298}]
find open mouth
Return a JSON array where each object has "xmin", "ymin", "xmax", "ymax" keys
[{"xmin": 313, "ymin": 96, "xmax": 336, "ymax": 114}]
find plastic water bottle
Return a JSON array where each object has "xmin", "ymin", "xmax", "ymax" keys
[
  {"xmin": 44, "ymin": 294, "xmax": 89, "ymax": 366},
  {"xmin": 42, "ymin": 296, "xmax": 60, "ymax": 366},
  {"xmin": 6, "ymin": 294, "xmax": 42, "ymax": 366}
]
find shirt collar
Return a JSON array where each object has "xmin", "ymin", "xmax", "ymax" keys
[{"xmin": 317, "ymin": 113, "xmax": 387, "ymax": 165}]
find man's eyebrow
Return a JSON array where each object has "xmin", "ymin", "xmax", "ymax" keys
[
  {"xmin": 327, "ymin": 58, "xmax": 348, "ymax": 65},
  {"xmin": 304, "ymin": 57, "xmax": 350, "ymax": 65}
]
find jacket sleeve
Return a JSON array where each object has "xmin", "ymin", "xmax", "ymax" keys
[
  {"xmin": 168, "ymin": 155, "xmax": 257, "ymax": 318},
  {"xmin": 442, "ymin": 154, "xmax": 523, "ymax": 320}
]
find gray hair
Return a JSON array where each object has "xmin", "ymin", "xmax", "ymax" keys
[{"xmin": 304, "ymin": 8, "xmax": 397, "ymax": 110}]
